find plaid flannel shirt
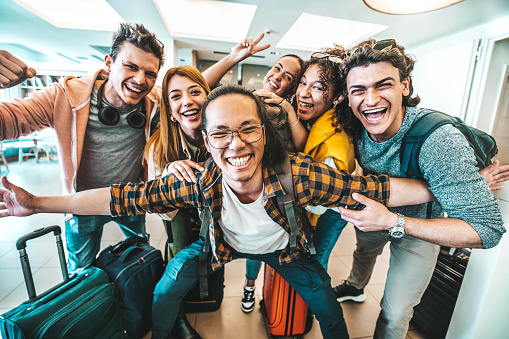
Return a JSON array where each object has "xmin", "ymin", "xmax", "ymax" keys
[{"xmin": 110, "ymin": 152, "xmax": 390, "ymax": 270}]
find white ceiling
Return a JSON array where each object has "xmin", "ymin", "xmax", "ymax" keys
[{"xmin": 1, "ymin": 0, "xmax": 509, "ymax": 70}]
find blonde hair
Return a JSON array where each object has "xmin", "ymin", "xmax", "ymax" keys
[{"xmin": 144, "ymin": 65, "xmax": 211, "ymax": 171}]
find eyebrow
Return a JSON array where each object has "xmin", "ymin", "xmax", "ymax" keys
[
  {"xmin": 209, "ymin": 119, "xmax": 260, "ymax": 131},
  {"xmin": 169, "ymin": 84, "xmax": 202, "ymax": 95},
  {"xmin": 349, "ymin": 76, "xmax": 396, "ymax": 90}
]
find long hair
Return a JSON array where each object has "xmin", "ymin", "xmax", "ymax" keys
[
  {"xmin": 201, "ymin": 84, "xmax": 287, "ymax": 169},
  {"xmin": 110, "ymin": 23, "xmax": 164, "ymax": 69},
  {"xmin": 144, "ymin": 66, "xmax": 210, "ymax": 171}
]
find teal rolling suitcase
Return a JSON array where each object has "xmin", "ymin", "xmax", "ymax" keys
[{"xmin": 0, "ymin": 226, "xmax": 125, "ymax": 338}]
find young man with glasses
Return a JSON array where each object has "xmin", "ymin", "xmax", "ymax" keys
[
  {"xmin": 0, "ymin": 23, "xmax": 164, "ymax": 274},
  {"xmin": 0, "ymin": 84, "xmax": 442, "ymax": 339},
  {"xmin": 332, "ymin": 39, "xmax": 505, "ymax": 339}
]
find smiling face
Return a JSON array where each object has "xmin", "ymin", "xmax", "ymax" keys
[
  {"xmin": 203, "ymin": 94, "xmax": 266, "ymax": 195},
  {"xmin": 346, "ymin": 61, "xmax": 410, "ymax": 142},
  {"xmin": 167, "ymin": 75, "xmax": 207, "ymax": 138},
  {"xmin": 263, "ymin": 56, "xmax": 301, "ymax": 98},
  {"xmin": 296, "ymin": 64, "xmax": 337, "ymax": 122},
  {"xmin": 104, "ymin": 42, "xmax": 160, "ymax": 109}
]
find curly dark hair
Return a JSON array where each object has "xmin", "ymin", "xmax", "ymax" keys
[
  {"xmin": 110, "ymin": 23, "xmax": 165, "ymax": 69},
  {"xmin": 202, "ymin": 84, "xmax": 287, "ymax": 169},
  {"xmin": 335, "ymin": 39, "xmax": 421, "ymax": 141}
]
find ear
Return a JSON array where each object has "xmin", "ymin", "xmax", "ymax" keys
[
  {"xmin": 402, "ymin": 77, "xmax": 410, "ymax": 96},
  {"xmin": 104, "ymin": 54, "xmax": 113, "ymax": 72},
  {"xmin": 334, "ymin": 94, "xmax": 344, "ymax": 106},
  {"xmin": 202, "ymin": 131, "xmax": 211, "ymax": 153}
]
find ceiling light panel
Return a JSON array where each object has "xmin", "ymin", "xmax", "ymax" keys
[
  {"xmin": 12, "ymin": 0, "xmax": 124, "ymax": 31},
  {"xmin": 154, "ymin": 0, "xmax": 257, "ymax": 42},
  {"xmin": 276, "ymin": 13, "xmax": 387, "ymax": 52},
  {"xmin": 364, "ymin": 0, "xmax": 464, "ymax": 15}
]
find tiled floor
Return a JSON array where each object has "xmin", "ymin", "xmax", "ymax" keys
[{"xmin": 0, "ymin": 159, "xmax": 428, "ymax": 339}]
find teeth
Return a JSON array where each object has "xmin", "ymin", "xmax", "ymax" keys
[
  {"xmin": 125, "ymin": 83, "xmax": 142, "ymax": 93},
  {"xmin": 363, "ymin": 107, "xmax": 386, "ymax": 122},
  {"xmin": 269, "ymin": 80, "xmax": 279, "ymax": 89},
  {"xmin": 227, "ymin": 155, "xmax": 251, "ymax": 167},
  {"xmin": 300, "ymin": 102, "xmax": 313, "ymax": 108},
  {"xmin": 363, "ymin": 108, "xmax": 385, "ymax": 114},
  {"xmin": 182, "ymin": 109, "xmax": 199, "ymax": 116}
]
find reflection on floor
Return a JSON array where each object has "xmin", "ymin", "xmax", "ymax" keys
[{"xmin": 0, "ymin": 159, "xmax": 428, "ymax": 338}]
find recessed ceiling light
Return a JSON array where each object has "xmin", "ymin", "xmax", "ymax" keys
[
  {"xmin": 12, "ymin": 0, "xmax": 124, "ymax": 31},
  {"xmin": 276, "ymin": 13, "xmax": 387, "ymax": 52},
  {"xmin": 154, "ymin": 0, "xmax": 256, "ymax": 42},
  {"xmin": 364, "ymin": 0, "xmax": 465, "ymax": 15}
]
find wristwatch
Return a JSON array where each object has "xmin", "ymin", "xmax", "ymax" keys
[{"xmin": 389, "ymin": 213, "xmax": 405, "ymax": 238}]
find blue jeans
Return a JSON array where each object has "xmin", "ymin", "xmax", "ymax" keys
[
  {"xmin": 64, "ymin": 214, "xmax": 147, "ymax": 273},
  {"xmin": 312, "ymin": 210, "xmax": 348, "ymax": 270},
  {"xmin": 245, "ymin": 259, "xmax": 262, "ymax": 281},
  {"xmin": 152, "ymin": 237, "xmax": 349, "ymax": 339}
]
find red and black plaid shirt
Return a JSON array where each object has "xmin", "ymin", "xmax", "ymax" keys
[{"xmin": 110, "ymin": 152, "xmax": 390, "ymax": 270}]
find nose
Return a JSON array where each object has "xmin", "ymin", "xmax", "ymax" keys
[
  {"xmin": 133, "ymin": 71, "xmax": 146, "ymax": 84},
  {"xmin": 181, "ymin": 92, "xmax": 193, "ymax": 106},
  {"xmin": 365, "ymin": 88, "xmax": 381, "ymax": 106},
  {"xmin": 298, "ymin": 84, "xmax": 311, "ymax": 98},
  {"xmin": 228, "ymin": 131, "xmax": 246, "ymax": 150}
]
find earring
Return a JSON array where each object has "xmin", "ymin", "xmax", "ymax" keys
[
  {"xmin": 170, "ymin": 116, "xmax": 176, "ymax": 122},
  {"xmin": 333, "ymin": 102, "xmax": 338, "ymax": 108}
]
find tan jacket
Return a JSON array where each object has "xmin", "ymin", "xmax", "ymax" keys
[{"xmin": 0, "ymin": 69, "xmax": 161, "ymax": 194}]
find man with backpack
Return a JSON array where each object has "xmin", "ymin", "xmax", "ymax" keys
[{"xmin": 332, "ymin": 38, "xmax": 506, "ymax": 339}]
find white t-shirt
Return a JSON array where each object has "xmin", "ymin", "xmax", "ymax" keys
[{"xmin": 219, "ymin": 178, "xmax": 289, "ymax": 254}]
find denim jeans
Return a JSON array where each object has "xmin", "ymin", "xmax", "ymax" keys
[
  {"xmin": 64, "ymin": 214, "xmax": 147, "ymax": 273},
  {"xmin": 152, "ymin": 237, "xmax": 349, "ymax": 339},
  {"xmin": 245, "ymin": 258, "xmax": 262, "ymax": 281},
  {"xmin": 244, "ymin": 209, "xmax": 347, "ymax": 282},
  {"xmin": 312, "ymin": 209, "xmax": 348, "ymax": 270},
  {"xmin": 348, "ymin": 228, "xmax": 439, "ymax": 339}
]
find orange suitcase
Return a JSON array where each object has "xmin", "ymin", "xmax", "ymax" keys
[{"xmin": 261, "ymin": 263, "xmax": 308, "ymax": 338}]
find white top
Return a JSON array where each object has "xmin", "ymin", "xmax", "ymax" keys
[{"xmin": 219, "ymin": 178, "xmax": 290, "ymax": 254}]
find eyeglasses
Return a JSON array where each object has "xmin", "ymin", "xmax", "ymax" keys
[
  {"xmin": 348, "ymin": 39, "xmax": 397, "ymax": 57},
  {"xmin": 206, "ymin": 123, "xmax": 264, "ymax": 149},
  {"xmin": 309, "ymin": 52, "xmax": 343, "ymax": 65}
]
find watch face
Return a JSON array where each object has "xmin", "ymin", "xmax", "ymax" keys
[{"xmin": 390, "ymin": 227, "xmax": 404, "ymax": 238}]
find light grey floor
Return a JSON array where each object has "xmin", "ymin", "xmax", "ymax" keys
[{"xmin": 0, "ymin": 158, "xmax": 428, "ymax": 338}]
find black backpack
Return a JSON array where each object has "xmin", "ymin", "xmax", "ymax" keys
[{"xmin": 400, "ymin": 109, "xmax": 498, "ymax": 180}]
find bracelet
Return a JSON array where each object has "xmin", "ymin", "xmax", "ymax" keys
[
  {"xmin": 278, "ymin": 98, "xmax": 285, "ymax": 105},
  {"xmin": 290, "ymin": 116, "xmax": 300, "ymax": 128}
]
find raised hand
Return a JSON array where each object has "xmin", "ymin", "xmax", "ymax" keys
[
  {"xmin": 0, "ymin": 50, "xmax": 37, "ymax": 89},
  {"xmin": 230, "ymin": 33, "xmax": 271, "ymax": 62}
]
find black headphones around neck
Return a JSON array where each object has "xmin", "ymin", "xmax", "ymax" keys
[{"xmin": 96, "ymin": 80, "xmax": 147, "ymax": 129}]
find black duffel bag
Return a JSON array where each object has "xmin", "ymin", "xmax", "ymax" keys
[{"xmin": 94, "ymin": 237, "xmax": 164, "ymax": 339}]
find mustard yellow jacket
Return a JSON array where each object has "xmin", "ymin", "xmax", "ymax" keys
[{"xmin": 303, "ymin": 108, "xmax": 355, "ymax": 225}]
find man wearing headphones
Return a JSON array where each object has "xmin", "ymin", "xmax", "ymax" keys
[{"xmin": 0, "ymin": 23, "xmax": 164, "ymax": 273}]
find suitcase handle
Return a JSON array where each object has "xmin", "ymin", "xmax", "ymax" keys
[{"xmin": 16, "ymin": 225, "xmax": 70, "ymax": 300}]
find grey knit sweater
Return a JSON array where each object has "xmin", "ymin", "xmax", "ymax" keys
[{"xmin": 355, "ymin": 106, "xmax": 505, "ymax": 249}]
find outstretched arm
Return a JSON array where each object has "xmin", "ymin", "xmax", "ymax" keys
[
  {"xmin": 0, "ymin": 50, "xmax": 37, "ymax": 89},
  {"xmin": 202, "ymin": 33, "xmax": 270, "ymax": 88},
  {"xmin": 338, "ymin": 193, "xmax": 483, "ymax": 248},
  {"xmin": 0, "ymin": 177, "xmax": 110, "ymax": 217}
]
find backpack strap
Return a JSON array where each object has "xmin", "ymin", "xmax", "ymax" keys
[
  {"xmin": 400, "ymin": 110, "xmax": 454, "ymax": 179},
  {"xmin": 275, "ymin": 157, "xmax": 316, "ymax": 255},
  {"xmin": 197, "ymin": 158, "xmax": 214, "ymax": 298}
]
